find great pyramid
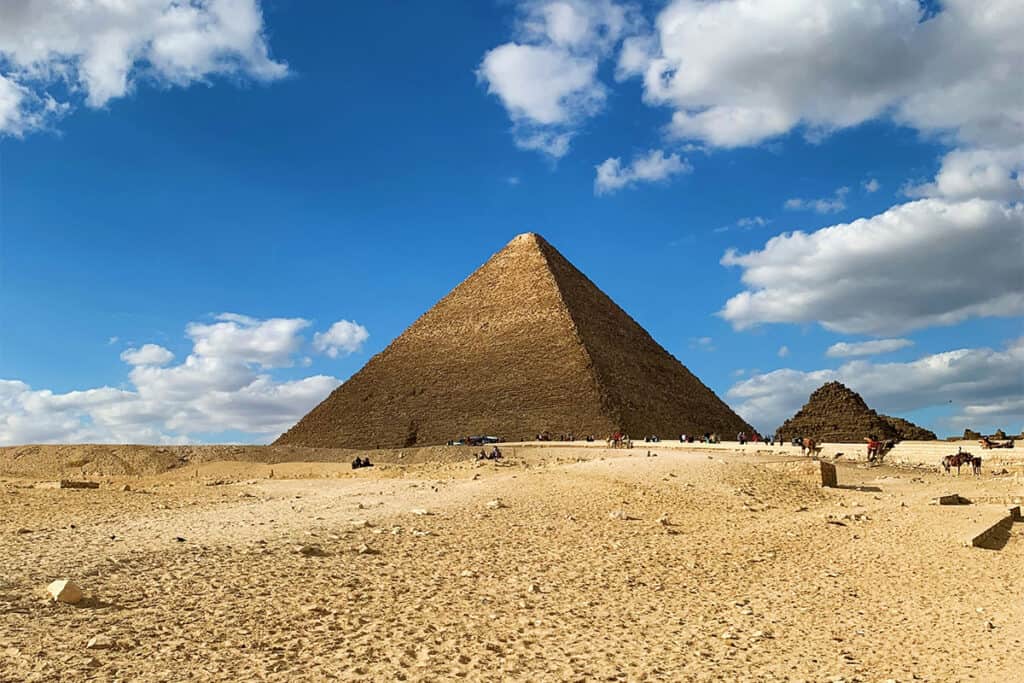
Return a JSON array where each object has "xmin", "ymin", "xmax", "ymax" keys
[
  {"xmin": 276, "ymin": 233, "xmax": 752, "ymax": 448},
  {"xmin": 776, "ymin": 381, "xmax": 935, "ymax": 442}
]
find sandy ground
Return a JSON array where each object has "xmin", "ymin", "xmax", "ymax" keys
[{"xmin": 1, "ymin": 446, "xmax": 1022, "ymax": 682}]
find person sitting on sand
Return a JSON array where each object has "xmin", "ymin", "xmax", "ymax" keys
[
  {"xmin": 489, "ymin": 446, "xmax": 502, "ymax": 460},
  {"xmin": 352, "ymin": 457, "xmax": 363, "ymax": 469}
]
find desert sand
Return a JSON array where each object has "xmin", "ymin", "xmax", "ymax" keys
[{"xmin": 1, "ymin": 444, "xmax": 1022, "ymax": 682}]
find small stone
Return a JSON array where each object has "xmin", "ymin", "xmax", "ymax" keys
[
  {"xmin": 297, "ymin": 545, "xmax": 326, "ymax": 557},
  {"xmin": 47, "ymin": 579, "xmax": 83, "ymax": 605},
  {"xmin": 410, "ymin": 509, "xmax": 432, "ymax": 516},
  {"xmin": 656, "ymin": 514, "xmax": 671, "ymax": 526},
  {"xmin": 351, "ymin": 519, "xmax": 371, "ymax": 528},
  {"xmin": 528, "ymin": 583, "xmax": 540, "ymax": 593},
  {"xmin": 119, "ymin": 484, "xmax": 131, "ymax": 492},
  {"xmin": 459, "ymin": 569, "xmax": 476, "ymax": 578},
  {"xmin": 86, "ymin": 635, "xmax": 113, "ymax": 650},
  {"xmin": 15, "ymin": 528, "xmax": 31, "ymax": 534},
  {"xmin": 720, "ymin": 632, "xmax": 736, "ymax": 640},
  {"xmin": 608, "ymin": 509, "xmax": 631, "ymax": 521},
  {"xmin": 357, "ymin": 544, "xmax": 376, "ymax": 555},
  {"xmin": 485, "ymin": 499, "xmax": 505, "ymax": 510}
]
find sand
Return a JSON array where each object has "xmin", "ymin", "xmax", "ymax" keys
[{"xmin": 1, "ymin": 445, "xmax": 1022, "ymax": 682}]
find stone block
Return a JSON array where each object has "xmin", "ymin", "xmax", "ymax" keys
[{"xmin": 819, "ymin": 461, "xmax": 837, "ymax": 488}]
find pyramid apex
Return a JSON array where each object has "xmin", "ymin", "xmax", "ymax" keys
[{"xmin": 510, "ymin": 231, "xmax": 545, "ymax": 244}]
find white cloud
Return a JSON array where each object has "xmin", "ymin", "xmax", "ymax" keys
[
  {"xmin": 905, "ymin": 145, "xmax": 1024, "ymax": 202},
  {"xmin": 777, "ymin": 345, "xmax": 789, "ymax": 358},
  {"xmin": 619, "ymin": 0, "xmax": 1023, "ymax": 150},
  {"xmin": 689, "ymin": 336, "xmax": 715, "ymax": 352},
  {"xmin": 720, "ymin": 198, "xmax": 1024, "ymax": 335},
  {"xmin": 826, "ymin": 339, "xmax": 914, "ymax": 358},
  {"xmin": 0, "ymin": 313, "xmax": 362, "ymax": 445},
  {"xmin": 863, "ymin": 178, "xmax": 881, "ymax": 193},
  {"xmin": 187, "ymin": 313, "xmax": 309, "ymax": 368},
  {"xmin": 478, "ymin": 0, "xmax": 641, "ymax": 157},
  {"xmin": 313, "ymin": 320, "xmax": 370, "ymax": 359},
  {"xmin": 0, "ymin": 0, "xmax": 286, "ymax": 136},
  {"xmin": 737, "ymin": 216, "xmax": 769, "ymax": 229},
  {"xmin": 727, "ymin": 339, "xmax": 1024, "ymax": 435},
  {"xmin": 784, "ymin": 187, "xmax": 849, "ymax": 214},
  {"xmin": 120, "ymin": 344, "xmax": 174, "ymax": 367},
  {"xmin": 595, "ymin": 148, "xmax": 690, "ymax": 194},
  {"xmin": 478, "ymin": 43, "xmax": 604, "ymax": 127}
]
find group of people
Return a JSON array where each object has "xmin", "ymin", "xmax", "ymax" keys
[
  {"xmin": 351, "ymin": 456, "xmax": 374, "ymax": 469},
  {"xmin": 475, "ymin": 446, "xmax": 503, "ymax": 461}
]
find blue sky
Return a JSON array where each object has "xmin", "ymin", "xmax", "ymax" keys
[{"xmin": 0, "ymin": 0, "xmax": 1021, "ymax": 444}]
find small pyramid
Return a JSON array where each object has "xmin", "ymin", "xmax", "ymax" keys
[
  {"xmin": 777, "ymin": 381, "xmax": 933, "ymax": 442},
  {"xmin": 276, "ymin": 233, "xmax": 751, "ymax": 448}
]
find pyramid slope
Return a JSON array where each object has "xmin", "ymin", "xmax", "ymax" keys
[
  {"xmin": 275, "ymin": 233, "xmax": 750, "ymax": 448},
  {"xmin": 776, "ymin": 381, "xmax": 932, "ymax": 442},
  {"xmin": 534, "ymin": 237, "xmax": 752, "ymax": 437}
]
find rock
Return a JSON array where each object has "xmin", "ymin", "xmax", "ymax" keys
[
  {"xmin": 47, "ymin": 579, "xmax": 83, "ymax": 604},
  {"xmin": 410, "ymin": 509, "xmax": 432, "ymax": 516},
  {"xmin": 459, "ymin": 569, "xmax": 476, "ymax": 578},
  {"xmin": 119, "ymin": 484, "xmax": 131, "ymax": 492},
  {"xmin": 656, "ymin": 514, "xmax": 671, "ymax": 526},
  {"xmin": 934, "ymin": 494, "xmax": 971, "ymax": 505},
  {"xmin": 608, "ymin": 509, "xmax": 632, "ymax": 521},
  {"xmin": 356, "ymin": 544, "xmax": 376, "ymax": 555},
  {"xmin": 351, "ymin": 519, "xmax": 372, "ymax": 528},
  {"xmin": 820, "ymin": 461, "xmax": 837, "ymax": 488},
  {"xmin": 528, "ymin": 583, "xmax": 540, "ymax": 593},
  {"xmin": 485, "ymin": 498, "xmax": 505, "ymax": 509},
  {"xmin": 297, "ymin": 545, "xmax": 326, "ymax": 557},
  {"xmin": 15, "ymin": 528, "xmax": 32, "ymax": 534},
  {"xmin": 58, "ymin": 480, "xmax": 99, "ymax": 490},
  {"xmin": 86, "ymin": 635, "xmax": 113, "ymax": 650}
]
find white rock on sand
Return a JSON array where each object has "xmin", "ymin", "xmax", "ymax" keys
[{"xmin": 46, "ymin": 579, "xmax": 83, "ymax": 604}]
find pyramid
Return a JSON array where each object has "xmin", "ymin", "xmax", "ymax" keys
[
  {"xmin": 275, "ymin": 233, "xmax": 751, "ymax": 448},
  {"xmin": 776, "ymin": 381, "xmax": 934, "ymax": 442}
]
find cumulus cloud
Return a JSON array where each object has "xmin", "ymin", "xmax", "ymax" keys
[
  {"xmin": 727, "ymin": 339, "xmax": 1024, "ymax": 435},
  {"xmin": 719, "ymin": 198, "xmax": 1024, "ymax": 335},
  {"xmin": 904, "ymin": 145, "xmax": 1024, "ymax": 202},
  {"xmin": 313, "ymin": 320, "xmax": 370, "ymax": 359},
  {"xmin": 594, "ymin": 149, "xmax": 690, "ymax": 194},
  {"xmin": 777, "ymin": 345, "xmax": 789, "ymax": 358},
  {"xmin": 826, "ymin": 339, "xmax": 914, "ymax": 358},
  {"xmin": 0, "ymin": 0, "xmax": 286, "ymax": 136},
  {"xmin": 618, "ymin": 0, "xmax": 1023, "ymax": 150},
  {"xmin": 863, "ymin": 178, "xmax": 881, "ymax": 194},
  {"xmin": 784, "ymin": 187, "xmax": 849, "ymax": 214},
  {"xmin": 478, "ymin": 0, "xmax": 641, "ymax": 157},
  {"xmin": 0, "ymin": 314, "xmax": 366, "ymax": 445},
  {"xmin": 120, "ymin": 344, "xmax": 174, "ymax": 367}
]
